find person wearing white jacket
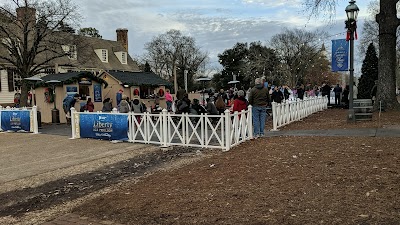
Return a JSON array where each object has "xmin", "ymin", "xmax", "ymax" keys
[{"xmin": 353, "ymin": 82, "xmax": 358, "ymax": 99}]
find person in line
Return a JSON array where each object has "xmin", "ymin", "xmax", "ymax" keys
[
  {"xmin": 131, "ymin": 96, "xmax": 146, "ymax": 123},
  {"xmin": 314, "ymin": 85, "xmax": 320, "ymax": 97},
  {"xmin": 321, "ymin": 82, "xmax": 331, "ymax": 105},
  {"xmin": 62, "ymin": 93, "xmax": 80, "ymax": 125},
  {"xmin": 206, "ymin": 98, "xmax": 219, "ymax": 115},
  {"xmin": 165, "ymin": 89, "xmax": 173, "ymax": 112},
  {"xmin": 176, "ymin": 93, "xmax": 191, "ymax": 114},
  {"xmin": 191, "ymin": 99, "xmax": 207, "ymax": 115},
  {"xmin": 283, "ymin": 85, "xmax": 290, "ymax": 100},
  {"xmin": 85, "ymin": 97, "xmax": 95, "ymax": 112},
  {"xmin": 371, "ymin": 80, "xmax": 378, "ymax": 105},
  {"xmin": 233, "ymin": 90, "xmax": 248, "ymax": 118},
  {"xmin": 297, "ymin": 84, "xmax": 305, "ymax": 100},
  {"xmin": 342, "ymin": 85, "xmax": 350, "ymax": 109},
  {"xmin": 353, "ymin": 82, "xmax": 358, "ymax": 100},
  {"xmin": 118, "ymin": 95, "xmax": 131, "ymax": 113},
  {"xmin": 215, "ymin": 95, "xmax": 226, "ymax": 114},
  {"xmin": 248, "ymin": 78, "xmax": 270, "ymax": 138},
  {"xmin": 271, "ymin": 86, "xmax": 284, "ymax": 103},
  {"xmin": 102, "ymin": 98, "xmax": 113, "ymax": 112},
  {"xmin": 333, "ymin": 84, "xmax": 343, "ymax": 106},
  {"xmin": 218, "ymin": 88, "xmax": 228, "ymax": 104}
]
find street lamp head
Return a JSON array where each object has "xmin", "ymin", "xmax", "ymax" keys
[{"xmin": 345, "ymin": 0, "xmax": 359, "ymax": 21}]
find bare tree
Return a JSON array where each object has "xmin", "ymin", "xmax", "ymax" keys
[
  {"xmin": 270, "ymin": 28, "xmax": 329, "ymax": 87},
  {"xmin": 144, "ymin": 29, "xmax": 208, "ymax": 93},
  {"xmin": 0, "ymin": 0, "xmax": 81, "ymax": 106},
  {"xmin": 302, "ymin": 0, "xmax": 400, "ymax": 110}
]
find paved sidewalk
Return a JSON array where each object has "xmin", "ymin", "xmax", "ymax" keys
[
  {"xmin": 267, "ymin": 128, "xmax": 400, "ymax": 137},
  {"xmin": 0, "ymin": 133, "xmax": 155, "ymax": 183}
]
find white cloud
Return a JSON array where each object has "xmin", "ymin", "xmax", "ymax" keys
[{"xmin": 0, "ymin": 0, "xmax": 367, "ymax": 69}]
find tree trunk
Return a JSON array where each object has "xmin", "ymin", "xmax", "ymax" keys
[
  {"xmin": 19, "ymin": 82, "xmax": 29, "ymax": 107},
  {"xmin": 376, "ymin": 0, "xmax": 400, "ymax": 110}
]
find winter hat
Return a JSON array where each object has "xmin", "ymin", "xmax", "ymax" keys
[{"xmin": 238, "ymin": 90, "xmax": 245, "ymax": 97}]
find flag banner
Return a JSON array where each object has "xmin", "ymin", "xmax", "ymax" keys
[
  {"xmin": 332, "ymin": 39, "xmax": 349, "ymax": 72},
  {"xmin": 93, "ymin": 84, "xmax": 102, "ymax": 102},
  {"xmin": 79, "ymin": 113, "xmax": 129, "ymax": 141},
  {"xmin": 1, "ymin": 110, "xmax": 31, "ymax": 132}
]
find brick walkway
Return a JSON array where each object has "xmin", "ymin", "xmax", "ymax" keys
[{"xmin": 42, "ymin": 213, "xmax": 123, "ymax": 225}]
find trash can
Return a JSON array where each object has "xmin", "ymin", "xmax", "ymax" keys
[
  {"xmin": 37, "ymin": 110, "xmax": 42, "ymax": 128},
  {"xmin": 51, "ymin": 109, "xmax": 60, "ymax": 124}
]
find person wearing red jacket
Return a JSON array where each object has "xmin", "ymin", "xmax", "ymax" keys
[
  {"xmin": 233, "ymin": 90, "xmax": 248, "ymax": 117},
  {"xmin": 85, "ymin": 97, "xmax": 95, "ymax": 112}
]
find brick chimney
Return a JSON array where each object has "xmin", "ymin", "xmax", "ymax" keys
[
  {"xmin": 16, "ymin": 7, "xmax": 36, "ymax": 24},
  {"xmin": 116, "ymin": 28, "xmax": 128, "ymax": 52}
]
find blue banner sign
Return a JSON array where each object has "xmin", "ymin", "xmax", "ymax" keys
[
  {"xmin": 1, "ymin": 110, "xmax": 31, "ymax": 132},
  {"xmin": 93, "ymin": 84, "xmax": 102, "ymax": 102},
  {"xmin": 66, "ymin": 86, "xmax": 78, "ymax": 95},
  {"xmin": 332, "ymin": 39, "xmax": 349, "ymax": 72},
  {"xmin": 79, "ymin": 113, "xmax": 128, "ymax": 141}
]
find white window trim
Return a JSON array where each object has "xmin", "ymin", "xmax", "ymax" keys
[
  {"xmin": 95, "ymin": 49, "xmax": 108, "ymax": 63},
  {"xmin": 61, "ymin": 45, "xmax": 77, "ymax": 60},
  {"xmin": 114, "ymin": 51, "xmax": 128, "ymax": 65}
]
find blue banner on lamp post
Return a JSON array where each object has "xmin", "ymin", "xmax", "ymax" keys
[{"xmin": 332, "ymin": 39, "xmax": 349, "ymax": 72}]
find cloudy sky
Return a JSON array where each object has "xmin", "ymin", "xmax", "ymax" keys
[
  {"xmin": 3, "ymin": 0, "xmax": 373, "ymax": 70},
  {"xmin": 71, "ymin": 0, "xmax": 372, "ymax": 65}
]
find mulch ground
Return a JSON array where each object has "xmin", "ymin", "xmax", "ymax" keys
[{"xmin": 73, "ymin": 108, "xmax": 400, "ymax": 224}]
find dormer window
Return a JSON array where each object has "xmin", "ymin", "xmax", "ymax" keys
[
  {"xmin": 62, "ymin": 45, "xmax": 77, "ymax": 60},
  {"xmin": 121, "ymin": 52, "xmax": 127, "ymax": 64},
  {"xmin": 94, "ymin": 49, "xmax": 108, "ymax": 63},
  {"xmin": 94, "ymin": 49, "xmax": 109, "ymax": 63},
  {"xmin": 115, "ymin": 51, "xmax": 127, "ymax": 64},
  {"xmin": 101, "ymin": 49, "xmax": 107, "ymax": 62}
]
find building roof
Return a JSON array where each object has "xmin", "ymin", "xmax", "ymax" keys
[
  {"xmin": 105, "ymin": 71, "xmax": 172, "ymax": 87},
  {"xmin": 39, "ymin": 71, "xmax": 107, "ymax": 87},
  {"xmin": 60, "ymin": 35, "xmax": 139, "ymax": 72},
  {"xmin": 0, "ymin": 31, "xmax": 140, "ymax": 72}
]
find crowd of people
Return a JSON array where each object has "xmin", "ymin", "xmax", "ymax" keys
[{"xmin": 61, "ymin": 79, "xmax": 374, "ymax": 136}]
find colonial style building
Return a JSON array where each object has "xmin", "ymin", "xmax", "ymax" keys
[{"xmin": 0, "ymin": 7, "xmax": 139, "ymax": 105}]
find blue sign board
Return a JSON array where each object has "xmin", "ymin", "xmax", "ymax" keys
[
  {"xmin": 1, "ymin": 110, "xmax": 31, "ymax": 132},
  {"xmin": 332, "ymin": 39, "xmax": 349, "ymax": 72},
  {"xmin": 66, "ymin": 86, "xmax": 78, "ymax": 94},
  {"xmin": 93, "ymin": 84, "xmax": 102, "ymax": 102},
  {"xmin": 79, "ymin": 113, "xmax": 128, "ymax": 141}
]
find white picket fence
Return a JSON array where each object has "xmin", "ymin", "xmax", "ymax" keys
[
  {"xmin": 71, "ymin": 106, "xmax": 253, "ymax": 151},
  {"xmin": 0, "ymin": 105, "xmax": 39, "ymax": 134},
  {"xmin": 271, "ymin": 96, "xmax": 328, "ymax": 131}
]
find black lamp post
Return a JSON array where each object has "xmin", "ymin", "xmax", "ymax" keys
[
  {"xmin": 345, "ymin": 0, "xmax": 359, "ymax": 122},
  {"xmin": 46, "ymin": 80, "xmax": 61, "ymax": 124}
]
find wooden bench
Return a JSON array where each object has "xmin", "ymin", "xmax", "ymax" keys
[{"xmin": 354, "ymin": 99, "xmax": 373, "ymax": 121}]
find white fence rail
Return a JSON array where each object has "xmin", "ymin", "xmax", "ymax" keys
[
  {"xmin": 0, "ymin": 105, "xmax": 39, "ymax": 134},
  {"xmin": 71, "ymin": 106, "xmax": 253, "ymax": 151},
  {"xmin": 272, "ymin": 96, "xmax": 328, "ymax": 131}
]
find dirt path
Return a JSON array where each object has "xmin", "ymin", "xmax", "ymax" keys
[{"xmin": 1, "ymin": 108, "xmax": 399, "ymax": 224}]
